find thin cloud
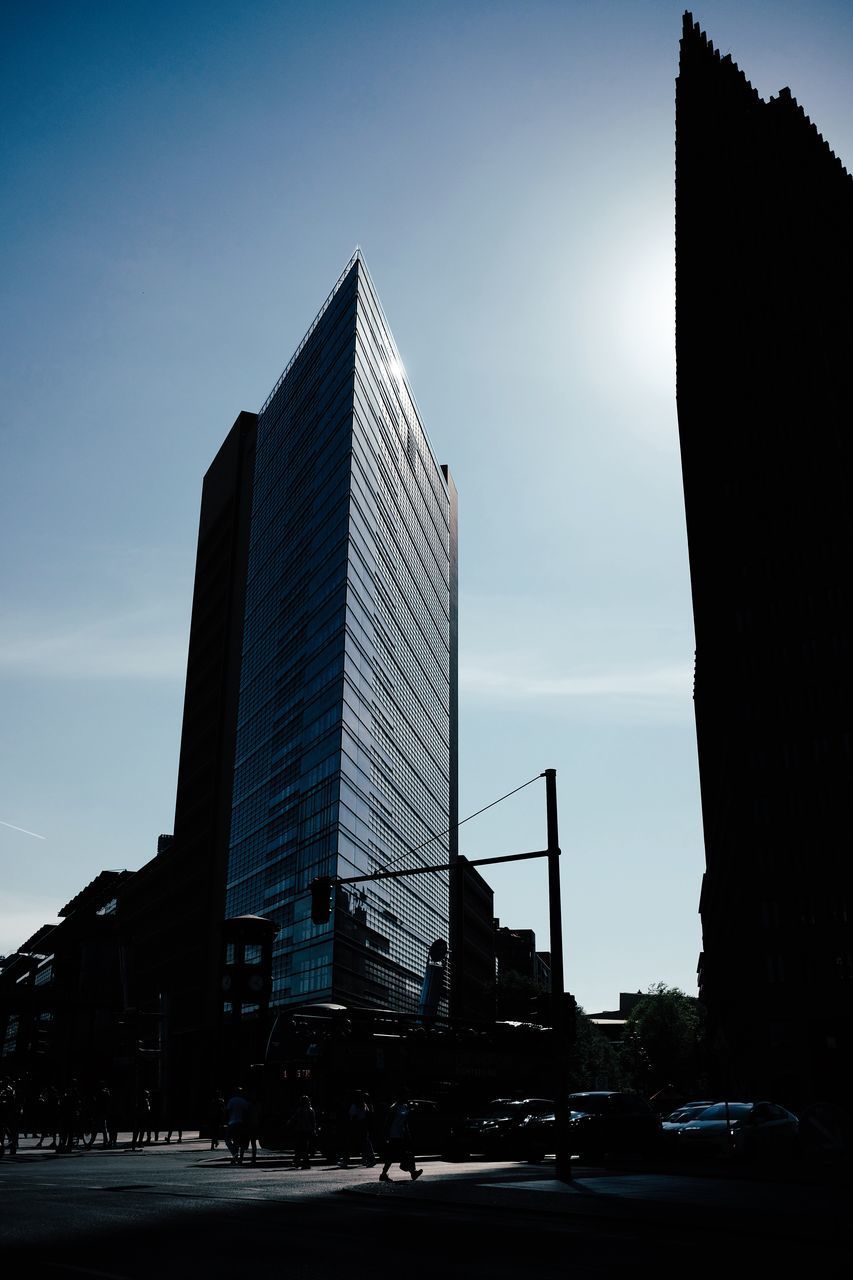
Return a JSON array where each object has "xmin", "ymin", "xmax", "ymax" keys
[
  {"xmin": 0, "ymin": 820, "xmax": 46, "ymax": 839},
  {"xmin": 0, "ymin": 606, "xmax": 187, "ymax": 680},
  {"xmin": 461, "ymin": 658, "xmax": 692, "ymax": 701}
]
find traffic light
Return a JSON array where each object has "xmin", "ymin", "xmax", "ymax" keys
[
  {"xmin": 527, "ymin": 991, "xmax": 547, "ymax": 1025},
  {"xmin": 310, "ymin": 875, "xmax": 333, "ymax": 925}
]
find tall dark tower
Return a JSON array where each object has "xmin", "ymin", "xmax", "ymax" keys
[
  {"xmin": 117, "ymin": 409, "xmax": 257, "ymax": 1114},
  {"xmin": 676, "ymin": 13, "xmax": 853, "ymax": 1105}
]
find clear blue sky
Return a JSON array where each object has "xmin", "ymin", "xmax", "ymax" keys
[{"xmin": 2, "ymin": 1, "xmax": 852, "ymax": 1013}]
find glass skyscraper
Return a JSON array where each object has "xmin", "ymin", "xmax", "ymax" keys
[{"xmin": 225, "ymin": 252, "xmax": 457, "ymax": 1013}]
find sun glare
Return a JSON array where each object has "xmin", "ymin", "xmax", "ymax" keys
[
  {"xmin": 614, "ymin": 238, "xmax": 676, "ymax": 395},
  {"xmin": 387, "ymin": 354, "xmax": 405, "ymax": 389}
]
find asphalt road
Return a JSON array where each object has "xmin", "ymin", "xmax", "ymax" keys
[{"xmin": 1, "ymin": 1137, "xmax": 847, "ymax": 1278}]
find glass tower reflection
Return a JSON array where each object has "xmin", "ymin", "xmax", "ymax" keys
[{"xmin": 225, "ymin": 253, "xmax": 456, "ymax": 1012}]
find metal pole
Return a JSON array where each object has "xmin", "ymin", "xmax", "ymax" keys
[{"xmin": 544, "ymin": 768, "xmax": 571, "ymax": 1182}]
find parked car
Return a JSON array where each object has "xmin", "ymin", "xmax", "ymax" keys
[
  {"xmin": 449, "ymin": 1097, "xmax": 555, "ymax": 1160},
  {"xmin": 660, "ymin": 1101, "xmax": 716, "ymax": 1143},
  {"xmin": 403, "ymin": 1098, "xmax": 455, "ymax": 1156},
  {"xmin": 566, "ymin": 1091, "xmax": 662, "ymax": 1161},
  {"xmin": 675, "ymin": 1100, "xmax": 799, "ymax": 1160},
  {"xmin": 509, "ymin": 1091, "xmax": 663, "ymax": 1163}
]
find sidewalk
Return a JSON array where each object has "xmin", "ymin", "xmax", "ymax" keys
[{"xmin": 341, "ymin": 1156, "xmax": 851, "ymax": 1242}]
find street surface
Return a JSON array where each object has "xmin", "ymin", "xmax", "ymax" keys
[{"xmin": 1, "ymin": 1133, "xmax": 847, "ymax": 1278}]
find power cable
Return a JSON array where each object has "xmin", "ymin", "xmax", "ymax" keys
[{"xmin": 380, "ymin": 772, "xmax": 544, "ymax": 875}]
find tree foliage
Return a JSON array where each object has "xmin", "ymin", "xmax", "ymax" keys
[
  {"xmin": 495, "ymin": 970, "xmax": 545, "ymax": 1021},
  {"xmin": 569, "ymin": 1005, "xmax": 625, "ymax": 1091},
  {"xmin": 621, "ymin": 982, "xmax": 705, "ymax": 1096}
]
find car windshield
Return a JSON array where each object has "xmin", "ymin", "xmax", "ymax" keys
[
  {"xmin": 473, "ymin": 1102, "xmax": 526, "ymax": 1118},
  {"xmin": 691, "ymin": 1103, "xmax": 751, "ymax": 1120},
  {"xmin": 667, "ymin": 1105, "xmax": 711, "ymax": 1121}
]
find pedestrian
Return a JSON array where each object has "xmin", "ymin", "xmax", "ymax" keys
[
  {"xmin": 94, "ymin": 1081, "xmax": 115, "ymax": 1147},
  {"xmin": 338, "ymin": 1089, "xmax": 375, "ymax": 1168},
  {"xmin": 33, "ymin": 1084, "xmax": 59, "ymax": 1149},
  {"xmin": 163, "ymin": 1089, "xmax": 184, "ymax": 1143},
  {"xmin": 319, "ymin": 1103, "xmax": 340, "ymax": 1163},
  {"xmin": 208, "ymin": 1091, "xmax": 226, "ymax": 1150},
  {"xmin": 289, "ymin": 1095, "xmax": 316, "ymax": 1170},
  {"xmin": 379, "ymin": 1090, "xmax": 422, "ymax": 1182},
  {"xmin": 57, "ymin": 1079, "xmax": 81, "ymax": 1153},
  {"xmin": 131, "ymin": 1088, "xmax": 152, "ymax": 1150},
  {"xmin": 0, "ymin": 1078, "xmax": 18, "ymax": 1157},
  {"xmin": 225, "ymin": 1086, "xmax": 250, "ymax": 1164},
  {"xmin": 147, "ymin": 1087, "xmax": 161, "ymax": 1143},
  {"xmin": 244, "ymin": 1091, "xmax": 260, "ymax": 1166}
]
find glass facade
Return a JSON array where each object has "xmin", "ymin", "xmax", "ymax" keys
[{"xmin": 226, "ymin": 253, "xmax": 455, "ymax": 1013}]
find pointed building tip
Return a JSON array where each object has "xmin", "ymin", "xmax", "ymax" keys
[{"xmin": 683, "ymin": 10, "xmax": 694, "ymax": 35}]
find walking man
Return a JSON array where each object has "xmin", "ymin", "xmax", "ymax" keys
[
  {"xmin": 338, "ymin": 1089, "xmax": 375, "ymax": 1168},
  {"xmin": 225, "ymin": 1086, "xmax": 250, "ymax": 1164},
  {"xmin": 289, "ymin": 1095, "xmax": 316, "ymax": 1170},
  {"xmin": 379, "ymin": 1090, "xmax": 422, "ymax": 1182}
]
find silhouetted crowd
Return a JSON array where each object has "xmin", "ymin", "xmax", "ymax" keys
[
  {"xmin": 0, "ymin": 1075, "xmax": 181, "ymax": 1154},
  {"xmin": 1, "ymin": 1074, "xmax": 424, "ymax": 1180}
]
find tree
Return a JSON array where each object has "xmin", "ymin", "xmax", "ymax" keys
[
  {"xmin": 495, "ymin": 971, "xmax": 546, "ymax": 1021},
  {"xmin": 620, "ymin": 983, "xmax": 705, "ymax": 1098},
  {"xmin": 569, "ymin": 1005, "xmax": 624, "ymax": 1091}
]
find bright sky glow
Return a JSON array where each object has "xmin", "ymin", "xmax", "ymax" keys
[{"xmin": 2, "ymin": 0, "xmax": 853, "ymax": 1012}]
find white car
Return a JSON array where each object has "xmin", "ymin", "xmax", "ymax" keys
[{"xmin": 660, "ymin": 1101, "xmax": 715, "ymax": 1142}]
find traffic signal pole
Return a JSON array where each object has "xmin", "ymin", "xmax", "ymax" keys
[
  {"xmin": 309, "ymin": 768, "xmax": 572, "ymax": 1181},
  {"xmin": 310, "ymin": 847, "xmax": 554, "ymax": 915},
  {"xmin": 545, "ymin": 768, "xmax": 571, "ymax": 1182}
]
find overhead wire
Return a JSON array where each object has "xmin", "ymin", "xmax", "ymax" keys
[{"xmin": 380, "ymin": 772, "xmax": 544, "ymax": 875}]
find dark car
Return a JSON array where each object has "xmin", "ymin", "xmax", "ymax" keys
[
  {"xmin": 566, "ymin": 1091, "xmax": 661, "ymax": 1161},
  {"xmin": 512, "ymin": 1091, "xmax": 662, "ymax": 1163},
  {"xmin": 403, "ymin": 1098, "xmax": 455, "ymax": 1156},
  {"xmin": 450, "ymin": 1097, "xmax": 555, "ymax": 1160}
]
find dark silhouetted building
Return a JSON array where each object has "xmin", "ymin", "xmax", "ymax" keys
[
  {"xmin": 494, "ymin": 922, "xmax": 551, "ymax": 990},
  {"xmin": 113, "ymin": 409, "xmax": 259, "ymax": 1116},
  {"xmin": 676, "ymin": 13, "xmax": 853, "ymax": 1104},
  {"xmin": 0, "ymin": 873, "xmax": 131, "ymax": 1099},
  {"xmin": 494, "ymin": 922, "xmax": 552, "ymax": 1023},
  {"xmin": 449, "ymin": 857, "xmax": 496, "ymax": 1020},
  {"xmin": 1, "ymin": 257, "xmax": 457, "ymax": 1112}
]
